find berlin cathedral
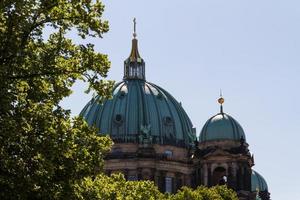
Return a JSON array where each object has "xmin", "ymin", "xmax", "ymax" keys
[{"xmin": 80, "ymin": 20, "xmax": 271, "ymax": 200}]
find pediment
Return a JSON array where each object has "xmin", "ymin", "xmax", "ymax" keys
[{"xmin": 203, "ymin": 148, "xmax": 233, "ymax": 158}]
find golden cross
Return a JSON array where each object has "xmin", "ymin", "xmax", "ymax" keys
[{"xmin": 133, "ymin": 18, "xmax": 137, "ymax": 38}]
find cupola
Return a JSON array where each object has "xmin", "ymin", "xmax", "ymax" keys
[
  {"xmin": 199, "ymin": 95, "xmax": 246, "ymax": 142},
  {"xmin": 251, "ymin": 170, "xmax": 268, "ymax": 192},
  {"xmin": 80, "ymin": 19, "xmax": 196, "ymax": 148},
  {"xmin": 123, "ymin": 18, "xmax": 146, "ymax": 80}
]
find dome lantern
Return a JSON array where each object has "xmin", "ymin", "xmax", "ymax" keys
[
  {"xmin": 123, "ymin": 18, "xmax": 146, "ymax": 80},
  {"xmin": 80, "ymin": 19, "xmax": 196, "ymax": 148}
]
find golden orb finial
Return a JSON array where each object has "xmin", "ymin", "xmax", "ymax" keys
[
  {"xmin": 218, "ymin": 97, "xmax": 224, "ymax": 105},
  {"xmin": 218, "ymin": 89, "xmax": 224, "ymax": 104},
  {"xmin": 218, "ymin": 89, "xmax": 224, "ymax": 113}
]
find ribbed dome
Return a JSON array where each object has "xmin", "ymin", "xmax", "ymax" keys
[
  {"xmin": 251, "ymin": 170, "xmax": 268, "ymax": 192},
  {"xmin": 80, "ymin": 80, "xmax": 195, "ymax": 147},
  {"xmin": 199, "ymin": 112, "xmax": 246, "ymax": 142}
]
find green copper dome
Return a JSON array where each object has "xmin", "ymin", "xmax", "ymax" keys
[
  {"xmin": 199, "ymin": 112, "xmax": 246, "ymax": 142},
  {"xmin": 80, "ymin": 80, "xmax": 195, "ymax": 147},
  {"xmin": 80, "ymin": 25, "xmax": 195, "ymax": 147},
  {"xmin": 251, "ymin": 170, "xmax": 268, "ymax": 192}
]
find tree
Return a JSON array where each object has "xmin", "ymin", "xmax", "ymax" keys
[
  {"xmin": 171, "ymin": 186, "xmax": 238, "ymax": 200},
  {"xmin": 74, "ymin": 173, "xmax": 166, "ymax": 200},
  {"xmin": 0, "ymin": 0, "xmax": 114, "ymax": 199},
  {"xmin": 74, "ymin": 173, "xmax": 238, "ymax": 200},
  {"xmin": 0, "ymin": 1, "xmax": 240, "ymax": 199}
]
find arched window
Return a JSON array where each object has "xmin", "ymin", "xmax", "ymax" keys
[
  {"xmin": 164, "ymin": 150, "xmax": 173, "ymax": 158},
  {"xmin": 212, "ymin": 167, "xmax": 227, "ymax": 186}
]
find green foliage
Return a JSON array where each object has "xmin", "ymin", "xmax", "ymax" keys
[
  {"xmin": 74, "ymin": 173, "xmax": 166, "ymax": 200},
  {"xmin": 0, "ymin": 0, "xmax": 114, "ymax": 199},
  {"xmin": 0, "ymin": 0, "xmax": 239, "ymax": 199},
  {"xmin": 212, "ymin": 185, "xmax": 239, "ymax": 200},
  {"xmin": 75, "ymin": 174, "xmax": 238, "ymax": 200},
  {"xmin": 171, "ymin": 186, "xmax": 238, "ymax": 200}
]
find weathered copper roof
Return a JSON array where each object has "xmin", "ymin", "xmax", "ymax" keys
[
  {"xmin": 251, "ymin": 170, "xmax": 269, "ymax": 192},
  {"xmin": 199, "ymin": 112, "xmax": 246, "ymax": 142},
  {"xmin": 80, "ymin": 80, "xmax": 196, "ymax": 147}
]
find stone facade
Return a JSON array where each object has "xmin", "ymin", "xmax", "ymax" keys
[
  {"xmin": 83, "ymin": 21, "xmax": 271, "ymax": 200},
  {"xmin": 194, "ymin": 139, "xmax": 256, "ymax": 200},
  {"xmin": 103, "ymin": 137, "xmax": 270, "ymax": 200},
  {"xmin": 104, "ymin": 142, "xmax": 194, "ymax": 193}
]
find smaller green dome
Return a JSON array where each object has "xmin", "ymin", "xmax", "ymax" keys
[
  {"xmin": 199, "ymin": 112, "xmax": 246, "ymax": 142},
  {"xmin": 251, "ymin": 170, "xmax": 268, "ymax": 192}
]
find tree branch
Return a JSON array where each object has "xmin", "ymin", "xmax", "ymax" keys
[{"xmin": 6, "ymin": 70, "xmax": 84, "ymax": 80}]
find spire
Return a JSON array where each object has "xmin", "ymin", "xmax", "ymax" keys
[
  {"xmin": 124, "ymin": 18, "xmax": 145, "ymax": 80},
  {"xmin": 129, "ymin": 18, "xmax": 141, "ymax": 62},
  {"xmin": 133, "ymin": 18, "xmax": 137, "ymax": 38},
  {"xmin": 218, "ymin": 90, "xmax": 224, "ymax": 114}
]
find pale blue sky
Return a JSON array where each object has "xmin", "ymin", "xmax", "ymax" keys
[{"xmin": 61, "ymin": 1, "xmax": 300, "ymax": 199}]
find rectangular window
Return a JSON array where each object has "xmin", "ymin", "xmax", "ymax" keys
[
  {"xmin": 128, "ymin": 175, "xmax": 137, "ymax": 181},
  {"xmin": 165, "ymin": 177, "xmax": 173, "ymax": 193}
]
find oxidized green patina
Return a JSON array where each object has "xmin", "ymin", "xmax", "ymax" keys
[
  {"xmin": 80, "ymin": 24, "xmax": 195, "ymax": 147},
  {"xmin": 199, "ymin": 112, "xmax": 246, "ymax": 142},
  {"xmin": 251, "ymin": 170, "xmax": 268, "ymax": 192}
]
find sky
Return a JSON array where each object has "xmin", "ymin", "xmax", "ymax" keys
[{"xmin": 60, "ymin": 1, "xmax": 300, "ymax": 199}]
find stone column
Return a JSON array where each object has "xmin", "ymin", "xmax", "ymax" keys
[
  {"xmin": 244, "ymin": 167, "xmax": 251, "ymax": 191},
  {"xmin": 150, "ymin": 168, "xmax": 155, "ymax": 181},
  {"xmin": 137, "ymin": 168, "xmax": 142, "ymax": 180},
  {"xmin": 207, "ymin": 164, "xmax": 212, "ymax": 187},
  {"xmin": 174, "ymin": 172, "xmax": 182, "ymax": 192},
  {"xmin": 154, "ymin": 170, "xmax": 160, "ymax": 186},
  {"xmin": 124, "ymin": 169, "xmax": 128, "ymax": 180},
  {"xmin": 203, "ymin": 164, "xmax": 208, "ymax": 186},
  {"xmin": 159, "ymin": 170, "xmax": 166, "ymax": 192},
  {"xmin": 238, "ymin": 165, "xmax": 244, "ymax": 190},
  {"xmin": 195, "ymin": 166, "xmax": 201, "ymax": 187},
  {"xmin": 184, "ymin": 174, "xmax": 192, "ymax": 187},
  {"xmin": 228, "ymin": 163, "xmax": 237, "ymax": 190}
]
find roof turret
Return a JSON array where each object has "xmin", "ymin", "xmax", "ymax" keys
[
  {"xmin": 123, "ymin": 18, "xmax": 145, "ymax": 80},
  {"xmin": 80, "ymin": 19, "xmax": 196, "ymax": 148},
  {"xmin": 199, "ymin": 96, "xmax": 246, "ymax": 142}
]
